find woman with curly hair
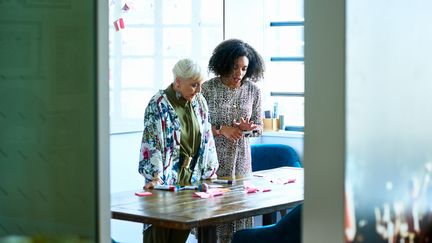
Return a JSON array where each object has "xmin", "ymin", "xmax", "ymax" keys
[{"xmin": 201, "ymin": 39, "xmax": 265, "ymax": 243}]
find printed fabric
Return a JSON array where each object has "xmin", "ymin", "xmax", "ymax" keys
[{"xmin": 138, "ymin": 90, "xmax": 218, "ymax": 185}]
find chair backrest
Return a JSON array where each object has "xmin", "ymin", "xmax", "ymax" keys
[{"xmin": 251, "ymin": 144, "xmax": 301, "ymax": 171}]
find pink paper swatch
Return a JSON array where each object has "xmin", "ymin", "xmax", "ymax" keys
[{"xmin": 135, "ymin": 191, "xmax": 152, "ymax": 197}]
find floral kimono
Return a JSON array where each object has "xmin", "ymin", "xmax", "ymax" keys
[{"xmin": 138, "ymin": 90, "xmax": 218, "ymax": 185}]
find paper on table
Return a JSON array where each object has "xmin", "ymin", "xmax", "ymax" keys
[
  {"xmin": 243, "ymin": 181, "xmax": 271, "ymax": 193},
  {"xmin": 135, "ymin": 191, "xmax": 152, "ymax": 197},
  {"xmin": 253, "ymin": 174, "xmax": 296, "ymax": 184},
  {"xmin": 243, "ymin": 181, "xmax": 258, "ymax": 193},
  {"xmin": 192, "ymin": 188, "xmax": 229, "ymax": 198}
]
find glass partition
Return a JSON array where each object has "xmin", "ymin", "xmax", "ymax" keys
[
  {"xmin": 346, "ymin": 1, "xmax": 432, "ymax": 242},
  {"xmin": 0, "ymin": 1, "xmax": 99, "ymax": 241}
]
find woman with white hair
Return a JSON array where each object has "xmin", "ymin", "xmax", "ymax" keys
[{"xmin": 138, "ymin": 58, "xmax": 219, "ymax": 243}]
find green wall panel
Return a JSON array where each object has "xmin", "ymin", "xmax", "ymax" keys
[{"xmin": 0, "ymin": 0, "xmax": 98, "ymax": 241}]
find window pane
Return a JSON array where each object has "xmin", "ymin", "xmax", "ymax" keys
[
  {"xmin": 260, "ymin": 0, "xmax": 305, "ymax": 129},
  {"xmin": 163, "ymin": 0, "xmax": 192, "ymax": 24},
  {"xmin": 199, "ymin": 58, "xmax": 212, "ymax": 80},
  {"xmin": 121, "ymin": 90, "xmax": 153, "ymax": 120},
  {"xmin": 121, "ymin": 58, "xmax": 154, "ymax": 88},
  {"xmin": 123, "ymin": 0, "xmax": 155, "ymax": 25},
  {"xmin": 264, "ymin": 62, "xmax": 304, "ymax": 93},
  {"xmin": 267, "ymin": 26, "xmax": 304, "ymax": 57},
  {"xmin": 110, "ymin": 91, "xmax": 114, "ymax": 116},
  {"xmin": 121, "ymin": 28, "xmax": 154, "ymax": 56},
  {"xmin": 163, "ymin": 28, "xmax": 192, "ymax": 57},
  {"xmin": 109, "ymin": 0, "xmax": 223, "ymax": 133},
  {"xmin": 109, "ymin": 28, "xmax": 115, "ymax": 56},
  {"xmin": 109, "ymin": 57, "xmax": 114, "ymax": 90},
  {"xmin": 265, "ymin": 0, "xmax": 304, "ymax": 21},
  {"xmin": 200, "ymin": 0, "xmax": 224, "ymax": 25},
  {"xmin": 263, "ymin": 96, "xmax": 304, "ymax": 127},
  {"xmin": 162, "ymin": 58, "xmax": 178, "ymax": 88},
  {"xmin": 201, "ymin": 27, "xmax": 223, "ymax": 57}
]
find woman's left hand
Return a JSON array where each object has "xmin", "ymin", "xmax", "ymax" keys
[{"xmin": 234, "ymin": 117, "xmax": 257, "ymax": 131}]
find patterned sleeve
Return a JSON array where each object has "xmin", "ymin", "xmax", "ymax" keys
[
  {"xmin": 200, "ymin": 80, "xmax": 214, "ymax": 124},
  {"xmin": 138, "ymin": 98, "xmax": 164, "ymax": 183},
  {"xmin": 201, "ymin": 80, "xmax": 210, "ymax": 99},
  {"xmin": 197, "ymin": 93, "xmax": 219, "ymax": 179},
  {"xmin": 251, "ymin": 84, "xmax": 263, "ymax": 134}
]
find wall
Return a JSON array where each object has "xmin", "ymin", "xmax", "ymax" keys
[
  {"xmin": 304, "ymin": 0, "xmax": 346, "ymax": 242},
  {"xmin": 110, "ymin": 132, "xmax": 144, "ymax": 193}
]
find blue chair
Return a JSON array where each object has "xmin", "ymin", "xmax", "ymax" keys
[
  {"xmin": 231, "ymin": 203, "xmax": 302, "ymax": 243},
  {"xmin": 250, "ymin": 143, "xmax": 302, "ymax": 224},
  {"xmin": 251, "ymin": 144, "xmax": 301, "ymax": 171}
]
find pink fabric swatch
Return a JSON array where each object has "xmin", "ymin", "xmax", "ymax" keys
[{"xmin": 135, "ymin": 191, "xmax": 152, "ymax": 197}]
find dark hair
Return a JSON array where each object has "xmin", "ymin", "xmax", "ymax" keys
[{"xmin": 208, "ymin": 39, "xmax": 265, "ymax": 82}]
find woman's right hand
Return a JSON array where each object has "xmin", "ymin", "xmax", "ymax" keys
[
  {"xmin": 144, "ymin": 177, "xmax": 163, "ymax": 189},
  {"xmin": 220, "ymin": 126, "xmax": 243, "ymax": 142}
]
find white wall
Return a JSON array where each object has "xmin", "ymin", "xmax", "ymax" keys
[
  {"xmin": 110, "ymin": 132, "xmax": 145, "ymax": 243},
  {"xmin": 110, "ymin": 132, "xmax": 144, "ymax": 193}
]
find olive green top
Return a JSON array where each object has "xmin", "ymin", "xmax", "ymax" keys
[{"xmin": 165, "ymin": 84, "xmax": 201, "ymax": 160}]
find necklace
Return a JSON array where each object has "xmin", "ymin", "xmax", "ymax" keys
[
  {"xmin": 215, "ymin": 78, "xmax": 243, "ymax": 120},
  {"xmin": 221, "ymin": 77, "xmax": 241, "ymax": 89}
]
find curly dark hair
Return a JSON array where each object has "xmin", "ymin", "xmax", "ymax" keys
[{"xmin": 208, "ymin": 39, "xmax": 265, "ymax": 82}]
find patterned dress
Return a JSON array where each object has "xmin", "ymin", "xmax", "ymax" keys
[{"xmin": 201, "ymin": 77, "xmax": 263, "ymax": 243}]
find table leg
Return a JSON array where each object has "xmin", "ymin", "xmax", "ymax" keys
[
  {"xmin": 262, "ymin": 212, "xmax": 277, "ymax": 225},
  {"xmin": 198, "ymin": 225, "xmax": 217, "ymax": 243}
]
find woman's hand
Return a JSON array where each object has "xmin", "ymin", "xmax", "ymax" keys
[
  {"xmin": 234, "ymin": 117, "xmax": 258, "ymax": 131},
  {"xmin": 220, "ymin": 126, "xmax": 243, "ymax": 142},
  {"xmin": 144, "ymin": 176, "xmax": 163, "ymax": 189}
]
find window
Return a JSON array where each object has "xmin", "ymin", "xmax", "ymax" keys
[
  {"xmin": 109, "ymin": 0, "xmax": 304, "ymax": 133},
  {"xmin": 109, "ymin": 0, "xmax": 223, "ymax": 133},
  {"xmin": 262, "ymin": 0, "xmax": 304, "ymax": 130}
]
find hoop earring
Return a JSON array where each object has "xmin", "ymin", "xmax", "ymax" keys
[{"xmin": 175, "ymin": 90, "xmax": 182, "ymax": 100}]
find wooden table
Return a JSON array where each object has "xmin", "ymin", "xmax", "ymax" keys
[{"xmin": 111, "ymin": 167, "xmax": 304, "ymax": 243}]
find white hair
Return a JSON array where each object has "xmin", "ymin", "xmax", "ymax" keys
[{"xmin": 172, "ymin": 58, "xmax": 204, "ymax": 82}]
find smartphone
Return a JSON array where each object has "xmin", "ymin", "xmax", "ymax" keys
[
  {"xmin": 242, "ymin": 130, "xmax": 253, "ymax": 135},
  {"xmin": 242, "ymin": 130, "xmax": 258, "ymax": 137}
]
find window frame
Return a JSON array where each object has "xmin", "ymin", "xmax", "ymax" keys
[{"xmin": 267, "ymin": 20, "xmax": 304, "ymax": 131}]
